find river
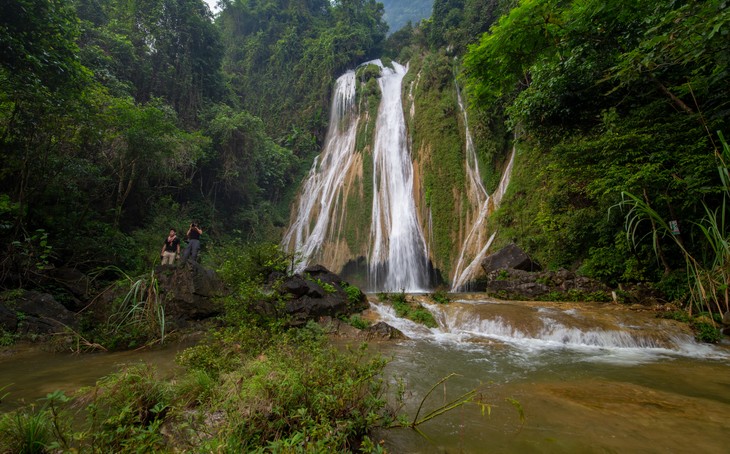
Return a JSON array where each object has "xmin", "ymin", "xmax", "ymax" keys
[
  {"xmin": 367, "ymin": 294, "xmax": 730, "ymax": 453},
  {"xmin": 1, "ymin": 295, "xmax": 729, "ymax": 453}
]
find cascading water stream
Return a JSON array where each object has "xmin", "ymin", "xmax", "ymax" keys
[
  {"xmin": 450, "ymin": 85, "xmax": 515, "ymax": 292},
  {"xmin": 369, "ymin": 297, "xmax": 729, "ymax": 360},
  {"xmin": 369, "ymin": 62, "xmax": 429, "ymax": 292},
  {"xmin": 281, "ymin": 71, "xmax": 359, "ymax": 272}
]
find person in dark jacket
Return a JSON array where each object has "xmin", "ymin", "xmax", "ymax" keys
[{"xmin": 181, "ymin": 221, "xmax": 203, "ymax": 263}]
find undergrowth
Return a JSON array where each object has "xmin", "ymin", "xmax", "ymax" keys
[{"xmin": 380, "ymin": 292, "xmax": 438, "ymax": 328}]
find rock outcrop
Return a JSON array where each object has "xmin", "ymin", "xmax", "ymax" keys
[
  {"xmin": 317, "ymin": 316, "xmax": 405, "ymax": 340},
  {"xmin": 485, "ymin": 268, "xmax": 611, "ymax": 301},
  {"xmin": 481, "ymin": 243, "xmax": 541, "ymax": 274},
  {"xmin": 0, "ymin": 290, "xmax": 79, "ymax": 335},
  {"xmin": 258, "ymin": 265, "xmax": 369, "ymax": 326},
  {"xmin": 154, "ymin": 262, "xmax": 226, "ymax": 326},
  {"xmin": 481, "ymin": 244, "xmax": 609, "ymax": 301}
]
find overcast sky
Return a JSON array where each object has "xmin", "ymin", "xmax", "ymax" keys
[{"xmin": 204, "ymin": 0, "xmax": 220, "ymax": 14}]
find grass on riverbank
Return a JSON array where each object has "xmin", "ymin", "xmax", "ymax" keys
[{"xmin": 0, "ymin": 323, "xmax": 393, "ymax": 453}]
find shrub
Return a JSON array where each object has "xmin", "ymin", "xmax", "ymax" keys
[
  {"xmin": 389, "ymin": 293, "xmax": 438, "ymax": 328},
  {"xmin": 691, "ymin": 320, "xmax": 722, "ymax": 343},
  {"xmin": 346, "ymin": 314, "xmax": 371, "ymax": 330},
  {"xmin": 341, "ymin": 282, "xmax": 364, "ymax": 305},
  {"xmin": 431, "ymin": 289, "xmax": 451, "ymax": 304},
  {"xmin": 195, "ymin": 323, "xmax": 388, "ymax": 451}
]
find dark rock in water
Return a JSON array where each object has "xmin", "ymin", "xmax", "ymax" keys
[
  {"xmin": 481, "ymin": 243, "xmax": 541, "ymax": 274},
  {"xmin": 154, "ymin": 262, "xmax": 226, "ymax": 326},
  {"xmin": 365, "ymin": 321, "xmax": 405, "ymax": 340},
  {"xmin": 263, "ymin": 265, "xmax": 368, "ymax": 326},
  {"xmin": 485, "ymin": 268, "xmax": 610, "ymax": 301},
  {"xmin": 317, "ymin": 316, "xmax": 405, "ymax": 340},
  {"xmin": 0, "ymin": 290, "xmax": 78, "ymax": 334}
]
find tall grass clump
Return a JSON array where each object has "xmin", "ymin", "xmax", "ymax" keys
[
  {"xmin": 619, "ymin": 132, "xmax": 730, "ymax": 340},
  {"xmin": 0, "ymin": 408, "xmax": 54, "ymax": 453},
  {"xmin": 0, "ymin": 391, "xmax": 71, "ymax": 453},
  {"xmin": 101, "ymin": 268, "xmax": 166, "ymax": 349}
]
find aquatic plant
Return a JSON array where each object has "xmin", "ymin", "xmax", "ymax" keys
[{"xmin": 389, "ymin": 373, "xmax": 524, "ymax": 440}]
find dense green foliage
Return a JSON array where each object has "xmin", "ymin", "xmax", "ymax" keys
[
  {"xmin": 0, "ymin": 0, "xmax": 388, "ymax": 292},
  {"xmin": 458, "ymin": 0, "xmax": 729, "ymax": 297},
  {"xmin": 219, "ymin": 0, "xmax": 388, "ymax": 146},
  {"xmin": 379, "ymin": 291, "xmax": 438, "ymax": 328}
]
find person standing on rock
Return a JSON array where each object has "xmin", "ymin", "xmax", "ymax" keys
[
  {"xmin": 160, "ymin": 229, "xmax": 180, "ymax": 265},
  {"xmin": 181, "ymin": 221, "xmax": 203, "ymax": 263}
]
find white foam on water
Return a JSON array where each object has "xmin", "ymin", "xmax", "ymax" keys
[{"xmin": 370, "ymin": 300, "xmax": 730, "ymax": 364}]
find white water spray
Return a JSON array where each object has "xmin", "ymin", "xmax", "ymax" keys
[
  {"xmin": 369, "ymin": 62, "xmax": 429, "ymax": 292},
  {"xmin": 281, "ymin": 71, "xmax": 359, "ymax": 272},
  {"xmin": 450, "ymin": 85, "xmax": 515, "ymax": 291},
  {"xmin": 369, "ymin": 299, "xmax": 729, "ymax": 360}
]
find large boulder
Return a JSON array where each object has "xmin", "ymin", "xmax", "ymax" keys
[
  {"xmin": 0, "ymin": 290, "xmax": 79, "ymax": 334},
  {"xmin": 481, "ymin": 243, "xmax": 541, "ymax": 274},
  {"xmin": 154, "ymin": 262, "xmax": 226, "ymax": 326}
]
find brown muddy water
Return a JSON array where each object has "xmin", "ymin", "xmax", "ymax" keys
[
  {"xmin": 367, "ymin": 295, "xmax": 730, "ymax": 453},
  {"xmin": 1, "ymin": 295, "xmax": 729, "ymax": 453},
  {"xmin": 0, "ymin": 338, "xmax": 197, "ymax": 410}
]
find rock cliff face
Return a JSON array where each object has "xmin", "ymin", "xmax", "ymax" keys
[{"xmin": 283, "ymin": 57, "xmax": 512, "ymax": 290}]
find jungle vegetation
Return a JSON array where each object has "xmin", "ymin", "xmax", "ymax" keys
[
  {"xmin": 2, "ymin": 0, "xmax": 729, "ymax": 450},
  {"xmin": 0, "ymin": 0, "xmax": 388, "ymax": 286},
  {"xmin": 2, "ymin": 0, "xmax": 729, "ymax": 335},
  {"xmin": 1, "ymin": 0, "xmax": 728, "ymax": 323}
]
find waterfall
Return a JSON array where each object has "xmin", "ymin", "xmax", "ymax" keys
[
  {"xmin": 283, "ymin": 61, "xmax": 429, "ymax": 291},
  {"xmin": 281, "ymin": 71, "xmax": 359, "ymax": 272},
  {"xmin": 450, "ymin": 85, "xmax": 516, "ymax": 292},
  {"xmin": 369, "ymin": 62, "xmax": 429, "ymax": 292}
]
